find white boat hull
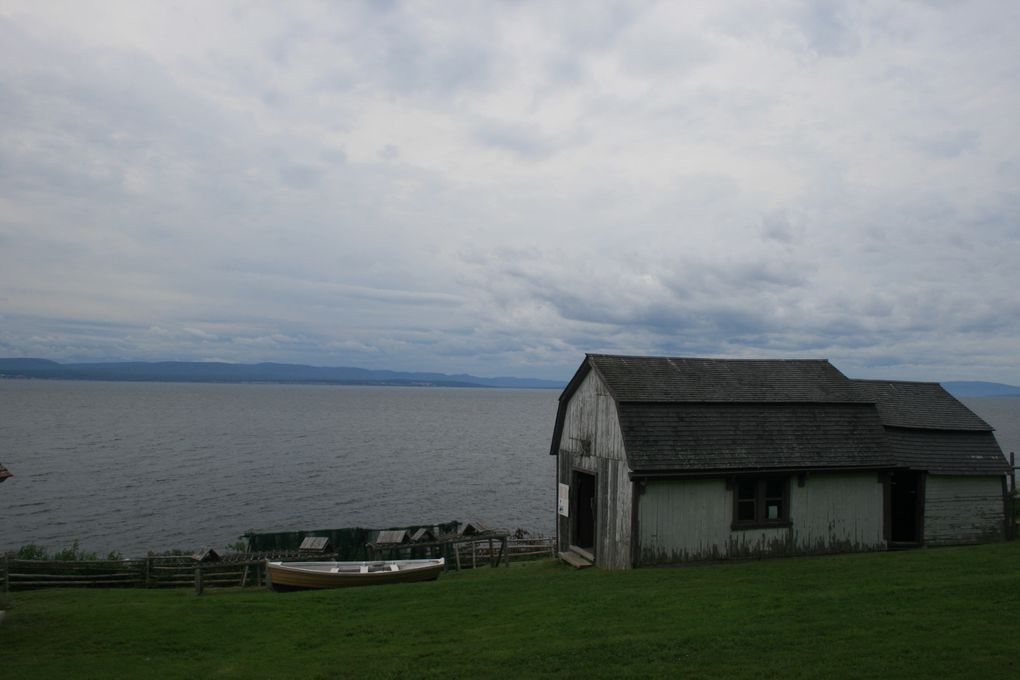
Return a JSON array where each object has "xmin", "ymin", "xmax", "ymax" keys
[{"xmin": 266, "ymin": 558, "xmax": 444, "ymax": 590}]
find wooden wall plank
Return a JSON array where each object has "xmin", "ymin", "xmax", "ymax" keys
[{"xmin": 923, "ymin": 475, "xmax": 1006, "ymax": 545}]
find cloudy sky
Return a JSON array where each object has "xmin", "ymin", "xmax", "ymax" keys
[{"xmin": 1, "ymin": 1, "xmax": 1018, "ymax": 382}]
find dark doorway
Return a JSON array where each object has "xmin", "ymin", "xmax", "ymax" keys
[
  {"xmin": 571, "ymin": 471, "xmax": 596, "ymax": 552},
  {"xmin": 889, "ymin": 470, "xmax": 923, "ymax": 544}
]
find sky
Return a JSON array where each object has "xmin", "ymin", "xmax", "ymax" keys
[{"xmin": 1, "ymin": 1, "xmax": 1018, "ymax": 383}]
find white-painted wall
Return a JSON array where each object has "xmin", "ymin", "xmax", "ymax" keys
[{"xmin": 636, "ymin": 473, "xmax": 886, "ymax": 564}]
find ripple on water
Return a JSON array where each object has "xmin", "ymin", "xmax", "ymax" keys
[{"xmin": 0, "ymin": 381, "xmax": 559, "ymax": 554}]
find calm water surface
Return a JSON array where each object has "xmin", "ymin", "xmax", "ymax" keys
[
  {"xmin": 961, "ymin": 396, "xmax": 1020, "ymax": 469},
  {"xmin": 0, "ymin": 382, "xmax": 1015, "ymax": 556},
  {"xmin": 0, "ymin": 381, "xmax": 558, "ymax": 555}
]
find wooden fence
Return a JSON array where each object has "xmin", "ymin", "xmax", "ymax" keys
[
  {"xmin": 1, "ymin": 538, "xmax": 555, "ymax": 593},
  {"xmin": 0, "ymin": 551, "xmax": 297, "ymax": 593},
  {"xmin": 367, "ymin": 533, "xmax": 554, "ymax": 569},
  {"xmin": 450, "ymin": 537, "xmax": 554, "ymax": 569}
]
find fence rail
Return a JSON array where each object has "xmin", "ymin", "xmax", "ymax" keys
[
  {"xmin": 1, "ymin": 538, "xmax": 555, "ymax": 593},
  {"xmin": 451, "ymin": 538, "xmax": 555, "ymax": 568},
  {"xmin": 0, "ymin": 554, "xmax": 275, "ymax": 593}
]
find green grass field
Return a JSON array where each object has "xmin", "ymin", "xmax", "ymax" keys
[{"xmin": 2, "ymin": 542, "xmax": 1018, "ymax": 679}]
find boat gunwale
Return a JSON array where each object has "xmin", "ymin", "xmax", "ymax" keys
[{"xmin": 266, "ymin": 558, "xmax": 445, "ymax": 576}]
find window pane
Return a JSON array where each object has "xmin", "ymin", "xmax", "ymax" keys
[
  {"xmin": 765, "ymin": 479, "xmax": 784, "ymax": 498},
  {"xmin": 766, "ymin": 500, "xmax": 782, "ymax": 520},
  {"xmin": 737, "ymin": 479, "xmax": 756, "ymax": 500},
  {"xmin": 737, "ymin": 500, "xmax": 756, "ymax": 521}
]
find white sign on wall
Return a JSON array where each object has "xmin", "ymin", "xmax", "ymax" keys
[{"xmin": 558, "ymin": 483, "xmax": 569, "ymax": 517}]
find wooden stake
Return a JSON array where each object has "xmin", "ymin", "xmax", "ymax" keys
[{"xmin": 1010, "ymin": 451, "xmax": 1016, "ymax": 495}]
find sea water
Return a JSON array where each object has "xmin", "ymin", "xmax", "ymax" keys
[{"xmin": 0, "ymin": 380, "xmax": 558, "ymax": 555}]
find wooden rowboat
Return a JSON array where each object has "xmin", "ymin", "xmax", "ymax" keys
[{"xmin": 266, "ymin": 558, "xmax": 445, "ymax": 591}]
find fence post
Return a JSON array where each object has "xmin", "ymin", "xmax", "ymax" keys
[
  {"xmin": 1011, "ymin": 452, "xmax": 1017, "ymax": 541},
  {"xmin": 1011, "ymin": 452, "xmax": 1016, "ymax": 494},
  {"xmin": 2, "ymin": 553, "xmax": 8, "ymax": 593},
  {"xmin": 144, "ymin": 557, "xmax": 152, "ymax": 587},
  {"xmin": 194, "ymin": 565, "xmax": 203, "ymax": 596}
]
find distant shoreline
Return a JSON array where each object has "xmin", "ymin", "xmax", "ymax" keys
[
  {"xmin": 0, "ymin": 375, "xmax": 563, "ymax": 389},
  {"xmin": 0, "ymin": 358, "xmax": 567, "ymax": 390}
]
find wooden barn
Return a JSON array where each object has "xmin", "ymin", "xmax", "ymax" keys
[{"xmin": 550, "ymin": 354, "xmax": 1010, "ymax": 569}]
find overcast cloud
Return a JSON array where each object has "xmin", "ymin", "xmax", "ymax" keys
[{"xmin": 1, "ymin": 0, "xmax": 1018, "ymax": 382}]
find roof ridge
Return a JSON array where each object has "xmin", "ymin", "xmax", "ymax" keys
[
  {"xmin": 616, "ymin": 399, "xmax": 873, "ymax": 404},
  {"xmin": 853, "ymin": 378, "xmax": 942, "ymax": 386},
  {"xmin": 883, "ymin": 423, "xmax": 993, "ymax": 432},
  {"xmin": 588, "ymin": 353, "xmax": 832, "ymax": 364}
]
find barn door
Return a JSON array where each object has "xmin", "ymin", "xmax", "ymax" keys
[
  {"xmin": 571, "ymin": 471, "xmax": 596, "ymax": 554},
  {"xmin": 889, "ymin": 470, "xmax": 924, "ymax": 545}
]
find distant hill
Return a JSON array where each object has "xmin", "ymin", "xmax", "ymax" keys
[
  {"xmin": 941, "ymin": 381, "xmax": 1020, "ymax": 398},
  {"xmin": 0, "ymin": 358, "xmax": 566, "ymax": 389}
]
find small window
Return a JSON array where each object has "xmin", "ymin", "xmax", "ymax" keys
[
  {"xmin": 736, "ymin": 479, "xmax": 757, "ymax": 522},
  {"xmin": 732, "ymin": 477, "xmax": 790, "ymax": 529}
]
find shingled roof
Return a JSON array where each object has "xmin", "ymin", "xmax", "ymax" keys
[
  {"xmin": 588, "ymin": 355, "xmax": 867, "ymax": 403},
  {"xmin": 882, "ymin": 428, "xmax": 1008, "ymax": 475},
  {"xmin": 852, "ymin": 380, "xmax": 992, "ymax": 431},
  {"xmin": 853, "ymin": 379, "xmax": 1007, "ymax": 475},
  {"xmin": 618, "ymin": 402, "xmax": 889, "ymax": 474},
  {"xmin": 551, "ymin": 354, "xmax": 1008, "ymax": 476}
]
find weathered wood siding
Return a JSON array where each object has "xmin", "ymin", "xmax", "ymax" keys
[
  {"xmin": 791, "ymin": 473, "xmax": 886, "ymax": 552},
  {"xmin": 923, "ymin": 475, "xmax": 1005, "ymax": 545},
  {"xmin": 557, "ymin": 371, "xmax": 627, "ymax": 463},
  {"xmin": 636, "ymin": 473, "xmax": 885, "ymax": 564},
  {"xmin": 556, "ymin": 371, "xmax": 633, "ymax": 569}
]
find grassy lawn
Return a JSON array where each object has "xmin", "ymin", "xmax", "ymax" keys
[{"xmin": 1, "ymin": 542, "xmax": 1018, "ymax": 679}]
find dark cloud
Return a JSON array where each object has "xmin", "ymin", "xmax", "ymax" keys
[
  {"xmin": 279, "ymin": 163, "xmax": 326, "ymax": 189},
  {"xmin": 760, "ymin": 211, "xmax": 800, "ymax": 244},
  {"xmin": 907, "ymin": 129, "xmax": 980, "ymax": 158},
  {"xmin": 470, "ymin": 119, "xmax": 564, "ymax": 159},
  {"xmin": 311, "ymin": 4, "xmax": 501, "ymax": 97},
  {"xmin": 795, "ymin": 0, "xmax": 861, "ymax": 57}
]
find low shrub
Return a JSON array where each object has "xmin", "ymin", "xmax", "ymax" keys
[
  {"xmin": 14, "ymin": 544, "xmax": 49, "ymax": 560},
  {"xmin": 13, "ymin": 541, "xmax": 122, "ymax": 562}
]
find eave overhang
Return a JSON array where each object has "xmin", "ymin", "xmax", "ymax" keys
[{"xmin": 629, "ymin": 464, "xmax": 898, "ymax": 481}]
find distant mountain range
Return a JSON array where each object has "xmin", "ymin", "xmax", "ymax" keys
[
  {"xmin": 939, "ymin": 381, "xmax": 1020, "ymax": 398},
  {"xmin": 0, "ymin": 358, "xmax": 566, "ymax": 389},
  {"xmin": 2, "ymin": 358, "xmax": 1016, "ymax": 396}
]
